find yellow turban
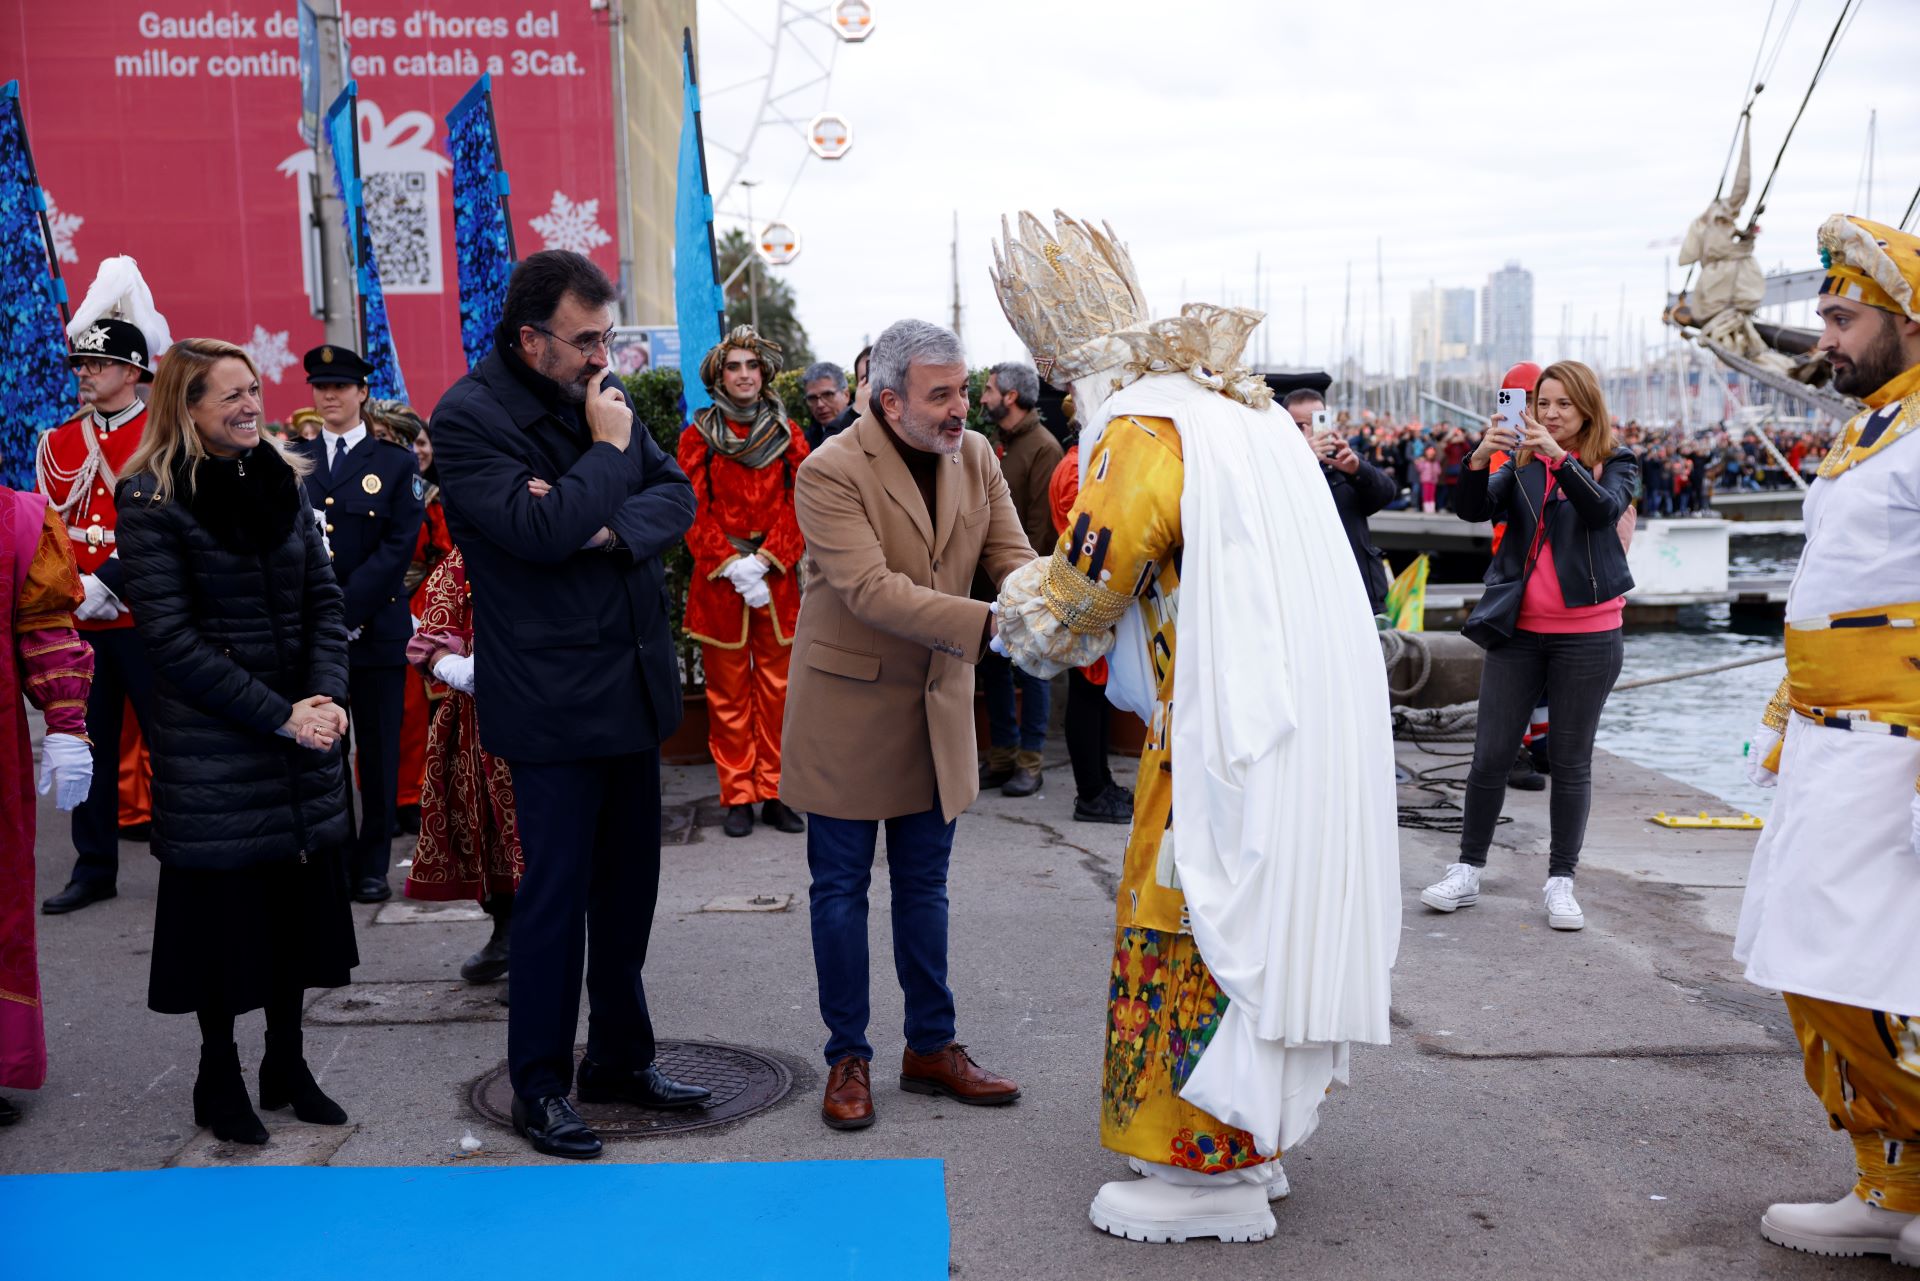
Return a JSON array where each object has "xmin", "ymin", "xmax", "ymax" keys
[{"xmin": 1818, "ymin": 214, "xmax": 1920, "ymax": 323}]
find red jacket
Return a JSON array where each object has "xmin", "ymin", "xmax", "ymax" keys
[
  {"xmin": 34, "ymin": 403, "xmax": 148, "ymax": 631},
  {"xmin": 676, "ymin": 419, "xmax": 809, "ymax": 648}
]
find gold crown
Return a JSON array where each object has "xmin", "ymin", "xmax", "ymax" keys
[{"xmin": 989, "ymin": 211, "xmax": 1148, "ymax": 388}]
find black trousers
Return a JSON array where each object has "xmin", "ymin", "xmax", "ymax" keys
[
  {"xmin": 346, "ymin": 663, "xmax": 405, "ymax": 883},
  {"xmin": 69, "ymin": 627, "xmax": 158, "ymax": 888},
  {"xmin": 505, "ymin": 750, "xmax": 662, "ymax": 1102},
  {"xmin": 1064, "ymin": 668, "xmax": 1113, "ymax": 802},
  {"xmin": 1459, "ymin": 628, "xmax": 1623, "ymax": 879}
]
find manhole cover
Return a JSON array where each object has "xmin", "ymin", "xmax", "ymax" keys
[{"xmin": 469, "ymin": 1040, "xmax": 792, "ymax": 1138}]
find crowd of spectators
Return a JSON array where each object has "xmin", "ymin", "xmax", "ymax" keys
[{"xmin": 1331, "ymin": 410, "xmax": 1837, "ymax": 517}]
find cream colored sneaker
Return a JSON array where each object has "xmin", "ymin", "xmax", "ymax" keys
[
  {"xmin": 1761, "ymin": 1192, "xmax": 1917, "ymax": 1258},
  {"xmin": 1420, "ymin": 862, "xmax": 1481, "ymax": 913},
  {"xmin": 1089, "ymin": 1175, "xmax": 1276, "ymax": 1243},
  {"xmin": 1543, "ymin": 876, "xmax": 1585, "ymax": 930},
  {"xmin": 1127, "ymin": 1155, "xmax": 1289, "ymax": 1200},
  {"xmin": 1896, "ymin": 1212, "xmax": 1920, "ymax": 1268}
]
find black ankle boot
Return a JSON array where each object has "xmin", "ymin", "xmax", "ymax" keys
[
  {"xmin": 259, "ymin": 1031, "xmax": 348, "ymax": 1125},
  {"xmin": 460, "ymin": 899, "xmax": 512, "ymax": 983},
  {"xmin": 194, "ymin": 1042, "xmax": 269, "ymax": 1144}
]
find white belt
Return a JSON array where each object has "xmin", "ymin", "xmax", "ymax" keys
[{"xmin": 67, "ymin": 526, "xmax": 116, "ymax": 549}]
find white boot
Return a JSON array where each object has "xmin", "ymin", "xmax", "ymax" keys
[
  {"xmin": 1420, "ymin": 862, "xmax": 1481, "ymax": 912},
  {"xmin": 1128, "ymin": 1155, "xmax": 1289, "ymax": 1200},
  {"xmin": 1760, "ymin": 1192, "xmax": 1917, "ymax": 1258},
  {"xmin": 1543, "ymin": 876, "xmax": 1585, "ymax": 930},
  {"xmin": 1897, "ymin": 1213, "xmax": 1920, "ymax": 1267},
  {"xmin": 1089, "ymin": 1172, "xmax": 1277, "ymax": 1244}
]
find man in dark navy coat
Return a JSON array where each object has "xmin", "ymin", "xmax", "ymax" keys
[
  {"xmin": 287, "ymin": 344, "xmax": 425, "ymax": 902},
  {"xmin": 429, "ymin": 250, "xmax": 707, "ymax": 1160}
]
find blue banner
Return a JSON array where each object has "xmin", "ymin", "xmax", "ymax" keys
[
  {"xmin": 297, "ymin": 0, "xmax": 319, "ymax": 147},
  {"xmin": 0, "ymin": 81, "xmax": 77, "ymax": 489},
  {"xmin": 324, "ymin": 82, "xmax": 407, "ymax": 403},
  {"xmin": 673, "ymin": 31, "xmax": 724, "ymax": 414},
  {"xmin": 445, "ymin": 74, "xmax": 515, "ymax": 371}
]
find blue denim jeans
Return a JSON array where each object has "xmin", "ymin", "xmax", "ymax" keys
[
  {"xmin": 980, "ymin": 651, "xmax": 1049, "ymax": 752},
  {"xmin": 806, "ymin": 807, "xmax": 957, "ymax": 1065}
]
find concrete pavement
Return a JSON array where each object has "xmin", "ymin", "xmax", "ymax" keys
[{"xmin": 2, "ymin": 738, "xmax": 1876, "ymax": 1278}]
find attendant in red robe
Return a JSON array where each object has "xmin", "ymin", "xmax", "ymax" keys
[
  {"xmin": 1, "ymin": 488, "xmax": 96, "ymax": 1125},
  {"xmin": 403, "ymin": 548, "xmax": 522, "ymax": 984},
  {"xmin": 677, "ymin": 326, "xmax": 809, "ymax": 839}
]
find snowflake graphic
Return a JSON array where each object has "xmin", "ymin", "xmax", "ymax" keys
[
  {"xmin": 41, "ymin": 190, "xmax": 83, "ymax": 264},
  {"xmin": 243, "ymin": 326, "xmax": 297, "ymax": 385},
  {"xmin": 529, "ymin": 191, "xmax": 611, "ymax": 255}
]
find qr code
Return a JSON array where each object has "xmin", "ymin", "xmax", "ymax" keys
[{"xmin": 364, "ymin": 170, "xmax": 441, "ymax": 294}]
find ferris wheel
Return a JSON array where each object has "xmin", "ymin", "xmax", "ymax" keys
[{"xmin": 699, "ymin": 0, "xmax": 870, "ymax": 268}]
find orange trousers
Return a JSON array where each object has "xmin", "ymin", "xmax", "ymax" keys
[
  {"xmin": 702, "ymin": 610, "xmax": 791, "ymax": 806},
  {"xmin": 116, "ymin": 701, "xmax": 150, "ymax": 827}
]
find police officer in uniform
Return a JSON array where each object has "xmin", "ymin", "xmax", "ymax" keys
[
  {"xmin": 287, "ymin": 344, "xmax": 425, "ymax": 902},
  {"xmin": 37, "ymin": 309, "xmax": 163, "ymax": 914}
]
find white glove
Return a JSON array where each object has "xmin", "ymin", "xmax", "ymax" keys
[
  {"xmin": 74, "ymin": 573, "xmax": 124, "ymax": 621},
  {"xmin": 347, "ymin": 626, "xmax": 363, "ymax": 642},
  {"xmin": 432, "ymin": 653, "xmax": 476, "ymax": 695},
  {"xmin": 742, "ymin": 579, "xmax": 772, "ymax": 609},
  {"xmin": 1745, "ymin": 726, "xmax": 1781, "ymax": 789},
  {"xmin": 723, "ymin": 555, "xmax": 769, "ymax": 594},
  {"xmin": 36, "ymin": 732, "xmax": 94, "ymax": 811}
]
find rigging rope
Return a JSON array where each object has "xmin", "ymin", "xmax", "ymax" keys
[
  {"xmin": 1901, "ymin": 179, "xmax": 1920, "ymax": 232},
  {"xmin": 1748, "ymin": 0, "xmax": 1863, "ymax": 228}
]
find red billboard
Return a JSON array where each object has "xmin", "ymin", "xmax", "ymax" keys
[{"xmin": 0, "ymin": 2, "xmax": 618, "ymax": 414}]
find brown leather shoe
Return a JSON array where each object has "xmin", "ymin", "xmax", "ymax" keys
[
  {"xmin": 899, "ymin": 1043, "xmax": 1021, "ymax": 1105},
  {"xmin": 821, "ymin": 1056, "xmax": 874, "ymax": 1130}
]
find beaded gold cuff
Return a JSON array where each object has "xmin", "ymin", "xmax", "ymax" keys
[
  {"xmin": 1761, "ymin": 676, "xmax": 1791, "ymax": 733},
  {"xmin": 1042, "ymin": 548, "xmax": 1135, "ymax": 635}
]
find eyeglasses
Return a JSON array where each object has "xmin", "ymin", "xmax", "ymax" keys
[{"xmin": 531, "ymin": 325, "xmax": 616, "ymax": 358}]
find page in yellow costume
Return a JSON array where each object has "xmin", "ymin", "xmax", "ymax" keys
[{"xmin": 1060, "ymin": 413, "xmax": 1271, "ymax": 1172}]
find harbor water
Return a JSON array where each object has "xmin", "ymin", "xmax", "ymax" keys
[{"xmin": 1594, "ymin": 534, "xmax": 1798, "ymax": 816}]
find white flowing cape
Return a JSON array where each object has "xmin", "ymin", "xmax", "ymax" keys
[{"xmin": 1086, "ymin": 374, "xmax": 1401, "ymax": 1156}]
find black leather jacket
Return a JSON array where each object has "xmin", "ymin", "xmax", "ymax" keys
[{"xmin": 1455, "ymin": 446, "xmax": 1638, "ymax": 606}]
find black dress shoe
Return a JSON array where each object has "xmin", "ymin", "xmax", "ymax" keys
[
  {"xmin": 352, "ymin": 877, "xmax": 393, "ymax": 903},
  {"xmin": 760, "ymin": 799, "xmax": 806, "ymax": 834},
  {"xmin": 722, "ymin": 804, "xmax": 754, "ymax": 838},
  {"xmin": 576, "ymin": 1058, "xmax": 712, "ymax": 1110},
  {"xmin": 512, "ymin": 1094, "xmax": 602, "ymax": 1158},
  {"xmin": 0, "ymin": 1096, "xmax": 19, "ymax": 1126},
  {"xmin": 41, "ymin": 881, "xmax": 115, "ymax": 915},
  {"xmin": 1508, "ymin": 745, "xmax": 1546, "ymax": 792},
  {"xmin": 1001, "ymin": 766, "xmax": 1043, "ymax": 798}
]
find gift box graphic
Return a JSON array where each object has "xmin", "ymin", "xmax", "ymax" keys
[{"xmin": 280, "ymin": 99, "xmax": 451, "ymax": 296}]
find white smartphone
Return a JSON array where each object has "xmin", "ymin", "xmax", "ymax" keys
[
  {"xmin": 1311, "ymin": 409, "xmax": 1331, "ymax": 433},
  {"xmin": 1495, "ymin": 389, "xmax": 1527, "ymax": 447}
]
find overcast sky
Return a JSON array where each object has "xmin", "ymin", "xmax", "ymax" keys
[{"xmin": 692, "ymin": 0, "xmax": 1918, "ymax": 377}]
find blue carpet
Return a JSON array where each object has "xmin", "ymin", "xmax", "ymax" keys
[{"xmin": 0, "ymin": 1158, "xmax": 948, "ymax": 1280}]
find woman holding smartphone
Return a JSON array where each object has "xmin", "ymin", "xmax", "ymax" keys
[{"xmin": 1421, "ymin": 361, "xmax": 1637, "ymax": 930}]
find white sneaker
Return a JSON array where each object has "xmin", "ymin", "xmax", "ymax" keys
[
  {"xmin": 1127, "ymin": 1155, "xmax": 1289, "ymax": 1200},
  {"xmin": 1420, "ymin": 863, "xmax": 1481, "ymax": 913},
  {"xmin": 1760, "ymin": 1192, "xmax": 1917, "ymax": 1258},
  {"xmin": 1543, "ymin": 876, "xmax": 1584, "ymax": 930},
  {"xmin": 1089, "ymin": 1175, "xmax": 1277, "ymax": 1243}
]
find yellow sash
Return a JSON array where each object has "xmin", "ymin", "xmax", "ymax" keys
[{"xmin": 1780, "ymin": 604, "xmax": 1920, "ymax": 793}]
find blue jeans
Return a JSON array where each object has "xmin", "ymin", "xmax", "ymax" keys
[
  {"xmin": 980, "ymin": 651, "xmax": 1049, "ymax": 752},
  {"xmin": 806, "ymin": 807, "xmax": 957, "ymax": 1065}
]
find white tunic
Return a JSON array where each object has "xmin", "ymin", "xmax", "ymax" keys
[{"xmin": 1733, "ymin": 414, "xmax": 1920, "ymax": 1016}]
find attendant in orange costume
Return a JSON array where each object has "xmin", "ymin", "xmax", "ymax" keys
[{"xmin": 677, "ymin": 326, "xmax": 809, "ymax": 839}]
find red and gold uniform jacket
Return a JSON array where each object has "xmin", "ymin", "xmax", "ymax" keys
[
  {"xmin": 676, "ymin": 418, "xmax": 809, "ymax": 649},
  {"xmin": 34, "ymin": 402, "xmax": 147, "ymax": 632}
]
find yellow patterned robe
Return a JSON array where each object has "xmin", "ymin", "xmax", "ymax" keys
[{"xmin": 1060, "ymin": 414, "xmax": 1270, "ymax": 1173}]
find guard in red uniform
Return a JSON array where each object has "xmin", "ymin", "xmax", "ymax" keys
[
  {"xmin": 37, "ymin": 257, "xmax": 170, "ymax": 915},
  {"xmin": 677, "ymin": 326, "xmax": 810, "ymax": 839}
]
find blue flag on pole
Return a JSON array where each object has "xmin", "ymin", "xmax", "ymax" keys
[
  {"xmin": 446, "ymin": 75, "xmax": 516, "ymax": 371},
  {"xmin": 324, "ymin": 83, "xmax": 407, "ymax": 402},
  {"xmin": 0, "ymin": 81, "xmax": 76, "ymax": 489},
  {"xmin": 673, "ymin": 31, "xmax": 724, "ymax": 414}
]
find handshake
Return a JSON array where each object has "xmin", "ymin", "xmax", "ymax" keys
[{"xmin": 724, "ymin": 554, "xmax": 773, "ymax": 609}]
